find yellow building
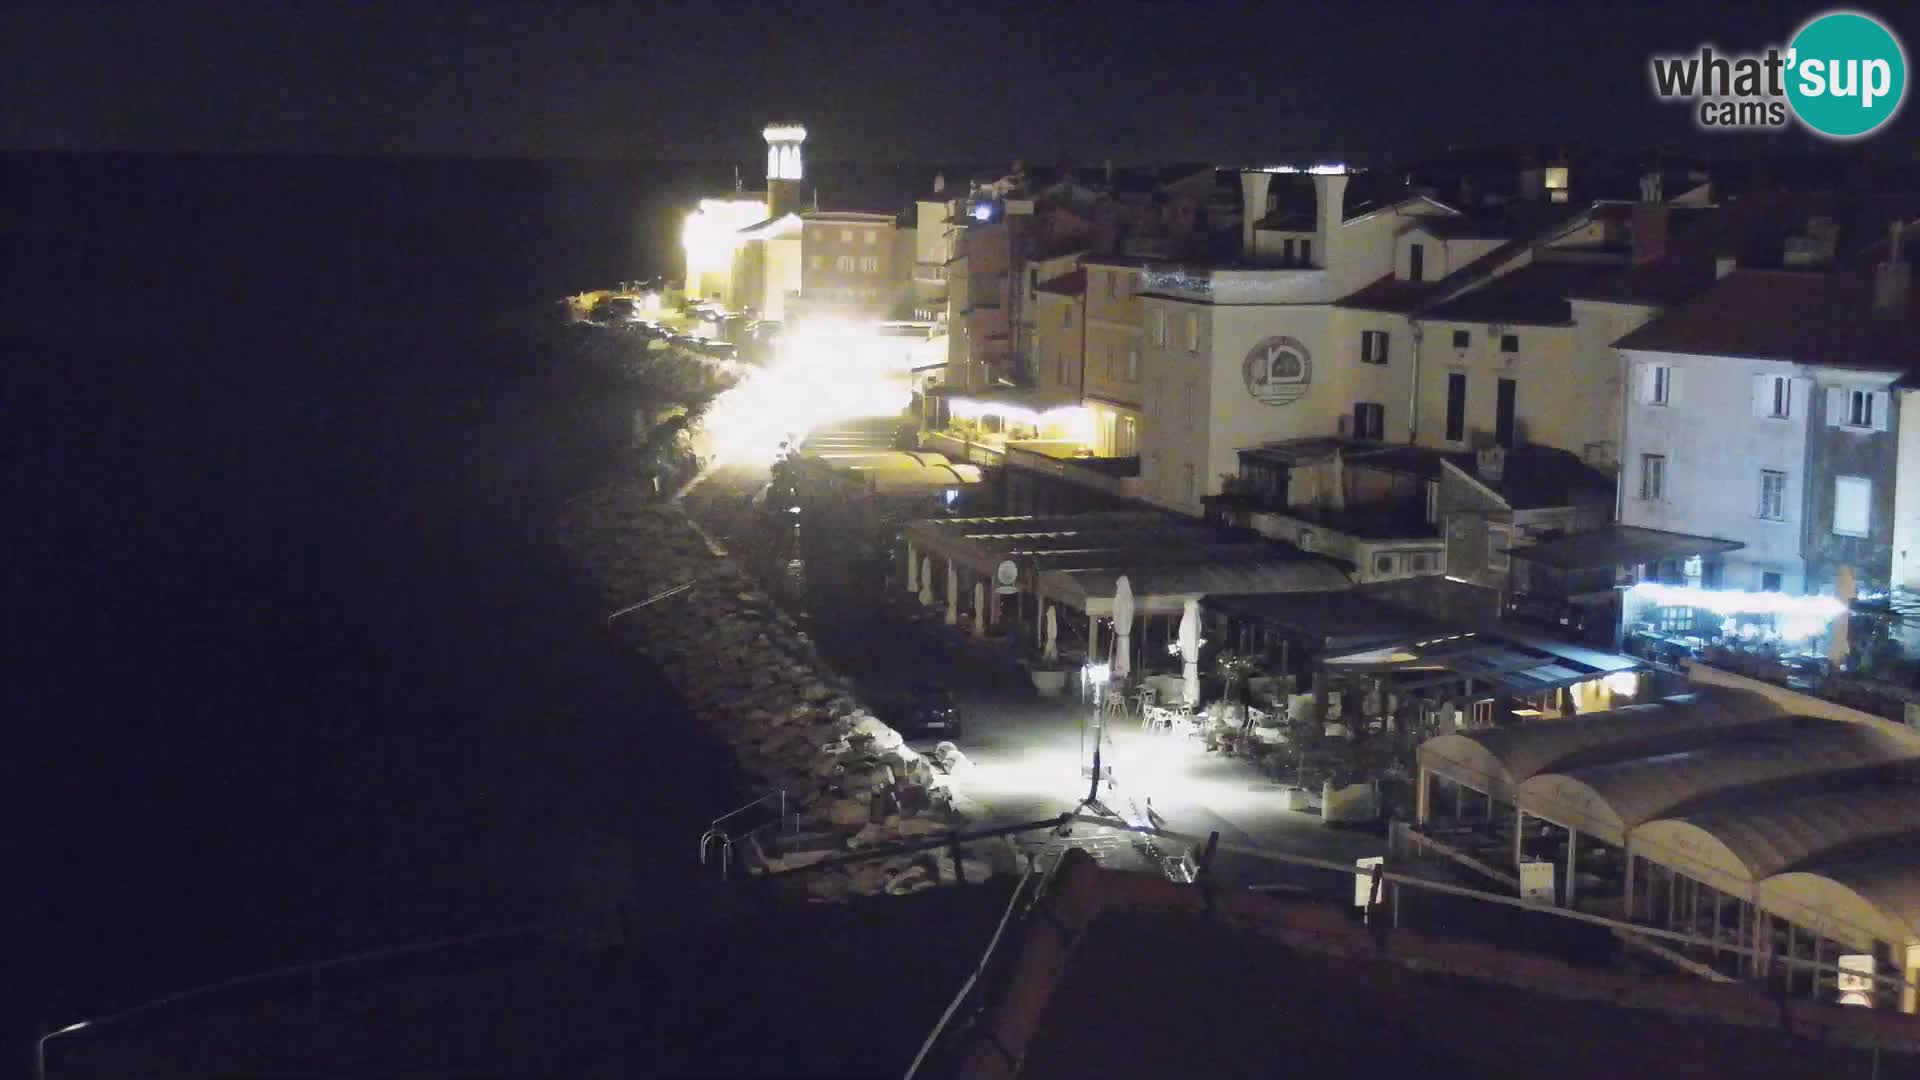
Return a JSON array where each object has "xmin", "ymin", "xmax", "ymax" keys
[{"xmin": 1082, "ymin": 256, "xmax": 1147, "ymax": 457}]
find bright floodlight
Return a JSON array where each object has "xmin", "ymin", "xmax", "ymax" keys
[{"xmin": 699, "ymin": 318, "xmax": 914, "ymax": 466}]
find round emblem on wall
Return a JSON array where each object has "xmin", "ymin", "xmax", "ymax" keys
[
  {"xmin": 1243, "ymin": 336, "xmax": 1312, "ymax": 406},
  {"xmin": 996, "ymin": 559, "xmax": 1019, "ymax": 587}
]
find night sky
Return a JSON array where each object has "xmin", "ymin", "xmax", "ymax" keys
[{"xmin": 4, "ymin": 0, "xmax": 1917, "ymax": 163}]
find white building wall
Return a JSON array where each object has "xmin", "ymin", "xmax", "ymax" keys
[
  {"xmin": 1896, "ymin": 388, "xmax": 1920, "ymax": 589},
  {"xmin": 1618, "ymin": 347, "xmax": 1810, "ymax": 590}
]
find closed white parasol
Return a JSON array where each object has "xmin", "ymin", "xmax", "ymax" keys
[
  {"xmin": 1044, "ymin": 605, "xmax": 1059, "ymax": 664},
  {"xmin": 1112, "ymin": 574, "xmax": 1134, "ymax": 678},
  {"xmin": 1179, "ymin": 597, "xmax": 1201, "ymax": 707}
]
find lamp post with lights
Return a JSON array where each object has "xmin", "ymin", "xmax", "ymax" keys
[
  {"xmin": 1080, "ymin": 661, "xmax": 1111, "ymax": 803},
  {"xmin": 36, "ymin": 1021, "xmax": 89, "ymax": 1080}
]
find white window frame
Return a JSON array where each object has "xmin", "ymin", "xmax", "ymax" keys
[
  {"xmin": 1848, "ymin": 388, "xmax": 1875, "ymax": 429},
  {"xmin": 1361, "ymin": 330, "xmax": 1389, "ymax": 365},
  {"xmin": 1107, "ymin": 271, "xmax": 1118, "ymax": 300},
  {"xmin": 1758, "ymin": 469, "xmax": 1787, "ymax": 521},
  {"xmin": 1834, "ymin": 475, "xmax": 1872, "ymax": 537},
  {"xmin": 1487, "ymin": 523, "xmax": 1512, "ymax": 571},
  {"xmin": 1185, "ymin": 311, "xmax": 1200, "ymax": 354},
  {"xmin": 1125, "ymin": 347, "xmax": 1138, "ymax": 382},
  {"xmin": 1640, "ymin": 453, "xmax": 1666, "ymax": 502},
  {"xmin": 1649, "ymin": 365, "xmax": 1671, "ymax": 406},
  {"xmin": 836, "ymin": 255, "xmax": 855, "ymax": 272},
  {"xmin": 1151, "ymin": 308, "xmax": 1167, "ymax": 347},
  {"xmin": 840, "ymin": 228, "xmax": 853, "ymax": 243},
  {"xmin": 1756, "ymin": 374, "xmax": 1791, "ymax": 419},
  {"xmin": 863, "ymin": 229, "xmax": 876, "ymax": 246},
  {"xmin": 859, "ymin": 256, "xmax": 879, "ymax": 273}
]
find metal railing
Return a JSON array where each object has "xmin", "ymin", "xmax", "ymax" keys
[{"xmin": 698, "ymin": 790, "xmax": 791, "ymax": 881}]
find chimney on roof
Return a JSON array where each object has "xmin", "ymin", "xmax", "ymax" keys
[
  {"xmin": 1716, "ymin": 254, "xmax": 1738, "ymax": 280},
  {"xmin": 1876, "ymin": 222, "xmax": 1913, "ymax": 315},
  {"xmin": 1630, "ymin": 203, "xmax": 1670, "ymax": 264},
  {"xmin": 1477, "ymin": 446, "xmax": 1508, "ymax": 486},
  {"xmin": 1239, "ymin": 170, "xmax": 1273, "ymax": 260}
]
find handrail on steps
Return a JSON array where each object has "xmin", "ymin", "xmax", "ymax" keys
[{"xmin": 699, "ymin": 790, "xmax": 791, "ymax": 881}]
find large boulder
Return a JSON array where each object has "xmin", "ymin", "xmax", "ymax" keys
[{"xmin": 822, "ymin": 797, "xmax": 871, "ymax": 829}]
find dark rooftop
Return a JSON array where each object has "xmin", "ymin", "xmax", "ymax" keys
[
  {"xmin": 1032, "ymin": 268, "xmax": 1087, "ymax": 297},
  {"xmin": 1417, "ymin": 259, "xmax": 1616, "ymax": 327},
  {"xmin": 1448, "ymin": 443, "xmax": 1615, "ymax": 510},
  {"xmin": 1570, "ymin": 191, "xmax": 1920, "ymax": 306},
  {"xmin": 1612, "ymin": 264, "xmax": 1920, "ymax": 371}
]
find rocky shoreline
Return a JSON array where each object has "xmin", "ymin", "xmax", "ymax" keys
[{"xmin": 556, "ymin": 480, "xmax": 1018, "ymax": 900}]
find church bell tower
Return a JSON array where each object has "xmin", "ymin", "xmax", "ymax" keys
[{"xmin": 763, "ymin": 123, "xmax": 806, "ymax": 218}]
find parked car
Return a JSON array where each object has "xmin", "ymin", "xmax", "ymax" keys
[{"xmin": 901, "ymin": 685, "xmax": 962, "ymax": 739}]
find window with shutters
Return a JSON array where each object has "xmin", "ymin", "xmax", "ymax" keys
[
  {"xmin": 1452, "ymin": 330, "xmax": 1471, "ymax": 349},
  {"xmin": 1848, "ymin": 388, "xmax": 1875, "ymax": 428},
  {"xmin": 1125, "ymin": 347, "xmax": 1139, "ymax": 382},
  {"xmin": 1834, "ymin": 475, "xmax": 1871, "ymax": 536},
  {"xmin": 1107, "ymin": 271, "xmax": 1118, "ymax": 300},
  {"xmin": 1152, "ymin": 308, "xmax": 1167, "ymax": 347},
  {"xmin": 1352, "ymin": 402, "xmax": 1385, "ymax": 440},
  {"xmin": 1827, "ymin": 386, "xmax": 1889, "ymax": 431},
  {"xmin": 1754, "ymin": 374, "xmax": 1791, "ymax": 418},
  {"xmin": 1445, "ymin": 372, "xmax": 1467, "ymax": 442},
  {"xmin": 1104, "ymin": 344, "xmax": 1117, "ymax": 379},
  {"xmin": 1487, "ymin": 524, "xmax": 1511, "ymax": 570},
  {"xmin": 1644, "ymin": 364, "xmax": 1673, "ymax": 405},
  {"xmin": 1062, "ymin": 306, "xmax": 1073, "ymax": 329},
  {"xmin": 859, "ymin": 256, "xmax": 879, "ymax": 273},
  {"xmin": 1500, "ymin": 334, "xmax": 1520, "ymax": 353},
  {"xmin": 836, "ymin": 255, "xmax": 856, "ymax": 272},
  {"xmin": 1361, "ymin": 330, "xmax": 1390, "ymax": 364},
  {"xmin": 1185, "ymin": 311, "xmax": 1200, "ymax": 353},
  {"xmin": 1185, "ymin": 383, "xmax": 1196, "ymax": 430},
  {"xmin": 1758, "ymin": 469, "xmax": 1786, "ymax": 520},
  {"xmin": 1640, "ymin": 453, "xmax": 1666, "ymax": 501}
]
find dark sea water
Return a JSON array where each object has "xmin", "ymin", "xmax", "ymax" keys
[{"xmin": 0, "ymin": 152, "xmax": 816, "ymax": 1055}]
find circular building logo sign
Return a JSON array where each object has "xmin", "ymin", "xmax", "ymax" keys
[
  {"xmin": 1243, "ymin": 336, "xmax": 1312, "ymax": 406},
  {"xmin": 1787, "ymin": 11, "xmax": 1907, "ymax": 139}
]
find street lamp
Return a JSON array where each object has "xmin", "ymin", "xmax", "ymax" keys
[
  {"xmin": 1081, "ymin": 662, "xmax": 1111, "ymax": 803},
  {"xmin": 36, "ymin": 1020, "xmax": 89, "ymax": 1080}
]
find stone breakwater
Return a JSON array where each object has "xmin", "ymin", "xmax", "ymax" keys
[{"xmin": 557, "ymin": 481, "xmax": 1019, "ymax": 900}]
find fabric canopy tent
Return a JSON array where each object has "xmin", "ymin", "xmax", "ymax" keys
[
  {"xmin": 1515, "ymin": 718, "xmax": 1920, "ymax": 847},
  {"xmin": 1417, "ymin": 688, "xmax": 1786, "ymax": 804}
]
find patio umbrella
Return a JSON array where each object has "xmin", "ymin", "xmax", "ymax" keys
[
  {"xmin": 1179, "ymin": 597, "xmax": 1201, "ymax": 707},
  {"xmin": 1829, "ymin": 564, "xmax": 1856, "ymax": 670},
  {"xmin": 946, "ymin": 563, "xmax": 959, "ymax": 626},
  {"xmin": 918, "ymin": 556, "xmax": 934, "ymax": 607},
  {"xmin": 1112, "ymin": 574, "xmax": 1134, "ymax": 678},
  {"xmin": 972, "ymin": 581, "xmax": 986, "ymax": 638},
  {"xmin": 1043, "ymin": 606, "xmax": 1059, "ymax": 664},
  {"xmin": 906, "ymin": 541, "xmax": 919, "ymax": 593}
]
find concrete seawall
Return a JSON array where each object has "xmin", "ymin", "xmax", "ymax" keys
[{"xmin": 557, "ymin": 480, "xmax": 1017, "ymax": 899}]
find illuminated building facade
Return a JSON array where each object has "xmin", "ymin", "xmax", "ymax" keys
[{"xmin": 797, "ymin": 211, "xmax": 900, "ymax": 320}]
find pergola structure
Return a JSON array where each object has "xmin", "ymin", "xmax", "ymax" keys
[
  {"xmin": 1319, "ymin": 624, "xmax": 1643, "ymax": 725},
  {"xmin": 1415, "ymin": 687, "xmax": 1920, "ymax": 1010},
  {"xmin": 897, "ymin": 511, "xmax": 1350, "ymax": 664}
]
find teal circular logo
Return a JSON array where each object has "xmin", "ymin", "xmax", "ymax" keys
[{"xmin": 1786, "ymin": 11, "xmax": 1907, "ymax": 138}]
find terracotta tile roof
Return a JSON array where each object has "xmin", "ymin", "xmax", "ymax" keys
[{"xmin": 1612, "ymin": 265, "xmax": 1920, "ymax": 372}]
